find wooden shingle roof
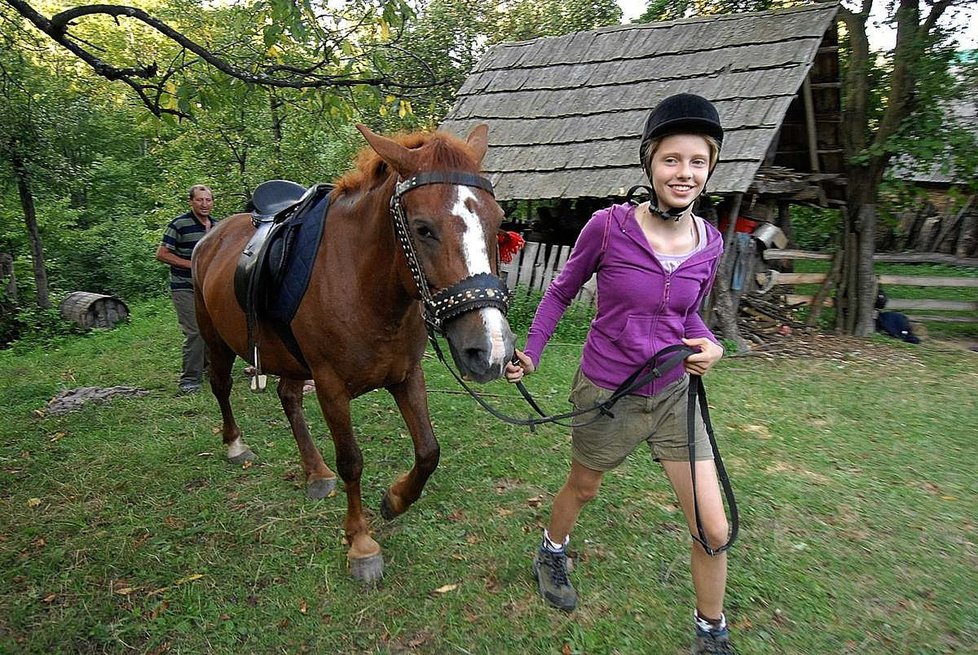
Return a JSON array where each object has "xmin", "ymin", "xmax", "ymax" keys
[{"xmin": 441, "ymin": 3, "xmax": 841, "ymax": 201}]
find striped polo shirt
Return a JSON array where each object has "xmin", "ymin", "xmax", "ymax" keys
[{"xmin": 161, "ymin": 211, "xmax": 215, "ymax": 291}]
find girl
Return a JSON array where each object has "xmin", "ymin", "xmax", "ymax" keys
[{"xmin": 506, "ymin": 93, "xmax": 735, "ymax": 655}]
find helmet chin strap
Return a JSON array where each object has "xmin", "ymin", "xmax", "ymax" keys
[
  {"xmin": 649, "ymin": 201, "xmax": 693, "ymax": 222},
  {"xmin": 625, "ymin": 185, "xmax": 696, "ymax": 222}
]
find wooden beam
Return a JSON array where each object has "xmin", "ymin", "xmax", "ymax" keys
[
  {"xmin": 785, "ymin": 295, "xmax": 977, "ymax": 312},
  {"xmin": 802, "ymin": 77, "xmax": 821, "ymax": 173},
  {"xmin": 759, "ymin": 271, "xmax": 978, "ymax": 288},
  {"xmin": 762, "ymin": 249, "xmax": 978, "ymax": 266}
]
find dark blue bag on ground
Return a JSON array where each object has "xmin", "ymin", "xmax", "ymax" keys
[{"xmin": 876, "ymin": 311, "xmax": 920, "ymax": 344}]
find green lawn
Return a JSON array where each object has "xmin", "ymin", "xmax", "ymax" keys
[{"xmin": 1, "ymin": 296, "xmax": 976, "ymax": 654}]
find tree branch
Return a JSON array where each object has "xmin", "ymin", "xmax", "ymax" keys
[{"xmin": 4, "ymin": 0, "xmax": 437, "ymax": 117}]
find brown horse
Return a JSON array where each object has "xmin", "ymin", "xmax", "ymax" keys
[{"xmin": 191, "ymin": 124, "xmax": 515, "ymax": 583}]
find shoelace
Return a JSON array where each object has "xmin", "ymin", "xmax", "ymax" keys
[
  {"xmin": 698, "ymin": 630, "xmax": 733, "ymax": 655},
  {"xmin": 542, "ymin": 549, "xmax": 569, "ymax": 585}
]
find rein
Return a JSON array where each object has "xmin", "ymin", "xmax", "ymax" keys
[
  {"xmin": 390, "ymin": 171, "xmax": 510, "ymax": 334},
  {"xmin": 429, "ymin": 337, "xmax": 738, "ymax": 556}
]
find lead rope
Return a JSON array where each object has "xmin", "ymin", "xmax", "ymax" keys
[
  {"xmin": 430, "ymin": 337, "xmax": 738, "ymax": 555},
  {"xmin": 688, "ymin": 374, "xmax": 739, "ymax": 555}
]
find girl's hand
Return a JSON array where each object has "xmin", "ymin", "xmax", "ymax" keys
[
  {"xmin": 504, "ymin": 349, "xmax": 535, "ymax": 383},
  {"xmin": 682, "ymin": 337, "xmax": 723, "ymax": 376}
]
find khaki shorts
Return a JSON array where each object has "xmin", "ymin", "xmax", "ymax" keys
[{"xmin": 567, "ymin": 367, "xmax": 713, "ymax": 471}]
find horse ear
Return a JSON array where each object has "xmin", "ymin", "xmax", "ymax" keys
[
  {"xmin": 465, "ymin": 124, "xmax": 489, "ymax": 165},
  {"xmin": 356, "ymin": 124, "xmax": 418, "ymax": 176}
]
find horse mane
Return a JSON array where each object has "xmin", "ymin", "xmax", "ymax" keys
[{"xmin": 333, "ymin": 130, "xmax": 479, "ymax": 195}]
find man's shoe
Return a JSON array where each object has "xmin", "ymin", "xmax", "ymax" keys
[
  {"xmin": 532, "ymin": 546, "xmax": 577, "ymax": 612},
  {"xmin": 179, "ymin": 382, "xmax": 201, "ymax": 394},
  {"xmin": 692, "ymin": 625, "xmax": 735, "ymax": 655}
]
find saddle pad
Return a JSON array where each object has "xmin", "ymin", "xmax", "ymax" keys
[{"xmin": 266, "ymin": 185, "xmax": 332, "ymax": 323}]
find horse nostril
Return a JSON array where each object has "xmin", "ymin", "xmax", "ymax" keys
[{"xmin": 463, "ymin": 347, "xmax": 488, "ymax": 368}]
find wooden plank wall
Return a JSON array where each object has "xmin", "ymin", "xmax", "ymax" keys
[{"xmin": 500, "ymin": 241, "xmax": 597, "ymax": 304}]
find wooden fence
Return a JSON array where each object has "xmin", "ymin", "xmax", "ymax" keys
[
  {"xmin": 760, "ymin": 249, "xmax": 978, "ymax": 323},
  {"xmin": 500, "ymin": 241, "xmax": 978, "ymax": 325},
  {"xmin": 499, "ymin": 240, "xmax": 597, "ymax": 304}
]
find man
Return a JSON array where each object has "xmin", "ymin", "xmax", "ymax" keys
[{"xmin": 156, "ymin": 184, "xmax": 216, "ymax": 393}]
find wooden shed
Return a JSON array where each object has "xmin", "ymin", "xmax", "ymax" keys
[{"xmin": 441, "ymin": 3, "xmax": 846, "ymax": 225}]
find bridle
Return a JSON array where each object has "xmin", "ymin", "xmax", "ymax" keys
[{"xmin": 390, "ymin": 171, "xmax": 510, "ymax": 334}]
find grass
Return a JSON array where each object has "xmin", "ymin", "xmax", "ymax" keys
[{"xmin": 1, "ymin": 296, "xmax": 977, "ymax": 654}]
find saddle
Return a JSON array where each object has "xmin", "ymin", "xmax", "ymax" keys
[{"xmin": 234, "ymin": 179, "xmax": 334, "ymax": 377}]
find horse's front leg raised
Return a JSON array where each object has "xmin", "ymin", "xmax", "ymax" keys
[
  {"xmin": 313, "ymin": 379, "xmax": 383, "ymax": 584},
  {"xmin": 381, "ymin": 364, "xmax": 440, "ymax": 520},
  {"xmin": 277, "ymin": 377, "xmax": 336, "ymax": 500}
]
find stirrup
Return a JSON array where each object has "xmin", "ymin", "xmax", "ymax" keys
[{"xmin": 249, "ymin": 346, "xmax": 268, "ymax": 392}]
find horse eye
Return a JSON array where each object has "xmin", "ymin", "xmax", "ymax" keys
[{"xmin": 415, "ymin": 224, "xmax": 437, "ymax": 241}]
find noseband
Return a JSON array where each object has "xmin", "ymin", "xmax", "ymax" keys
[{"xmin": 390, "ymin": 171, "xmax": 510, "ymax": 334}]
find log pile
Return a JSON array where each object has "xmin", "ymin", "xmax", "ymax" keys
[{"xmin": 736, "ymin": 291, "xmax": 813, "ymax": 345}]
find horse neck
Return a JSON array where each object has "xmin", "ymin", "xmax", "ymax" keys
[{"xmin": 347, "ymin": 178, "xmax": 420, "ymax": 317}]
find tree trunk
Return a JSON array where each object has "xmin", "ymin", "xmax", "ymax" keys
[
  {"xmin": 838, "ymin": 171, "xmax": 881, "ymax": 337},
  {"xmin": 12, "ymin": 150, "xmax": 50, "ymax": 309}
]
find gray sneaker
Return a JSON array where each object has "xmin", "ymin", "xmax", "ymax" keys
[
  {"xmin": 532, "ymin": 546, "xmax": 577, "ymax": 612},
  {"xmin": 692, "ymin": 625, "xmax": 735, "ymax": 655},
  {"xmin": 179, "ymin": 382, "xmax": 201, "ymax": 394}
]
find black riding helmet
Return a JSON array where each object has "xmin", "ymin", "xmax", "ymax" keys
[{"xmin": 634, "ymin": 93, "xmax": 724, "ymax": 220}]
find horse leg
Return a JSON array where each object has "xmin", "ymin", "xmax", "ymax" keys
[
  {"xmin": 313, "ymin": 379, "xmax": 384, "ymax": 584},
  {"xmin": 198, "ymin": 312, "xmax": 254, "ymax": 465},
  {"xmin": 276, "ymin": 376, "xmax": 336, "ymax": 500},
  {"xmin": 380, "ymin": 365, "xmax": 440, "ymax": 520}
]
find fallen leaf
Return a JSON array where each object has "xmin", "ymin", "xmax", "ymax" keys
[
  {"xmin": 299, "ymin": 599, "xmax": 308, "ymax": 614},
  {"xmin": 148, "ymin": 600, "xmax": 170, "ymax": 620},
  {"xmin": 432, "ymin": 583, "xmax": 458, "ymax": 594},
  {"xmin": 145, "ymin": 642, "xmax": 170, "ymax": 655},
  {"xmin": 115, "ymin": 587, "xmax": 135, "ymax": 596},
  {"xmin": 48, "ymin": 432, "xmax": 66, "ymax": 442},
  {"xmin": 41, "ymin": 593, "xmax": 57, "ymax": 603},
  {"xmin": 26, "ymin": 498, "xmax": 40, "ymax": 508},
  {"xmin": 497, "ymin": 508, "xmax": 513, "ymax": 517},
  {"xmin": 173, "ymin": 574, "xmax": 203, "ymax": 585},
  {"xmin": 241, "ymin": 460, "xmax": 253, "ymax": 470},
  {"xmin": 527, "ymin": 495, "xmax": 544, "ymax": 507},
  {"xmin": 562, "ymin": 644, "xmax": 572, "ymax": 655}
]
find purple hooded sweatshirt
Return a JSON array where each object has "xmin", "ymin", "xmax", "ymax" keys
[{"xmin": 523, "ymin": 203, "xmax": 723, "ymax": 397}]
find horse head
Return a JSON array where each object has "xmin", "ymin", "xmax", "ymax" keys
[{"xmin": 357, "ymin": 124, "xmax": 515, "ymax": 383}]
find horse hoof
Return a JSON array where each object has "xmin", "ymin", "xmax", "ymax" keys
[
  {"xmin": 306, "ymin": 477, "xmax": 336, "ymax": 500},
  {"xmin": 349, "ymin": 553, "xmax": 384, "ymax": 585},
  {"xmin": 380, "ymin": 491, "xmax": 402, "ymax": 520},
  {"xmin": 227, "ymin": 449, "xmax": 256, "ymax": 466}
]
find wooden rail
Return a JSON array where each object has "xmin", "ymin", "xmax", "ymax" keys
[{"xmin": 758, "ymin": 259, "xmax": 978, "ymax": 323}]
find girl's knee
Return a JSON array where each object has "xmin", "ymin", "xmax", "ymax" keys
[{"xmin": 694, "ymin": 518, "xmax": 729, "ymax": 552}]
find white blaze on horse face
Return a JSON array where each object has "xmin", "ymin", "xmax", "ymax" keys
[{"xmin": 453, "ymin": 187, "xmax": 510, "ymax": 365}]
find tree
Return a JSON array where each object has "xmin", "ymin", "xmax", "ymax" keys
[
  {"xmin": 0, "ymin": 25, "xmax": 53, "ymax": 308},
  {"xmin": 836, "ymin": 0, "xmax": 965, "ymax": 335},
  {"xmin": 2, "ymin": 0, "xmax": 429, "ymax": 120}
]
